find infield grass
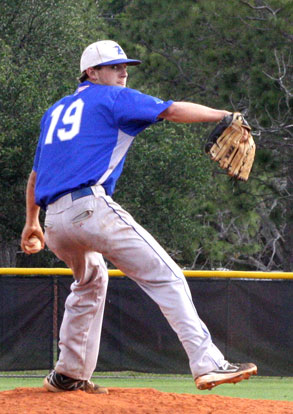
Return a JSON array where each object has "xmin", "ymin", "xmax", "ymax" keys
[{"xmin": 0, "ymin": 372, "xmax": 292, "ymax": 401}]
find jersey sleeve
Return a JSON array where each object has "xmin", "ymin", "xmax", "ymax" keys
[
  {"xmin": 33, "ymin": 112, "xmax": 47, "ymax": 172},
  {"xmin": 113, "ymin": 88, "xmax": 173, "ymax": 135}
]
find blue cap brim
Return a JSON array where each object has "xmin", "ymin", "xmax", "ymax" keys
[{"xmin": 98, "ymin": 58, "xmax": 141, "ymax": 66}]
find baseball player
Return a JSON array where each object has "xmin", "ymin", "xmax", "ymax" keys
[{"xmin": 21, "ymin": 40, "xmax": 257, "ymax": 393}]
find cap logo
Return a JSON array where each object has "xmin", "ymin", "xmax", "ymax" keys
[{"xmin": 114, "ymin": 45, "xmax": 124, "ymax": 55}]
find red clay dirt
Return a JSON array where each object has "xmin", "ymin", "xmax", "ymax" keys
[{"xmin": 1, "ymin": 387, "xmax": 293, "ymax": 414}]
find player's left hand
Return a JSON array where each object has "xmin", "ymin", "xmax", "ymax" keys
[{"xmin": 205, "ymin": 112, "xmax": 256, "ymax": 181}]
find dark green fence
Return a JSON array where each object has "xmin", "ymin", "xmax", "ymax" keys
[{"xmin": 0, "ymin": 274, "xmax": 292, "ymax": 376}]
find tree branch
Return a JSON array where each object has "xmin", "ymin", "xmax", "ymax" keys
[
  {"xmin": 240, "ymin": 1, "xmax": 283, "ymax": 17},
  {"xmin": 263, "ymin": 49, "xmax": 293, "ymax": 108}
]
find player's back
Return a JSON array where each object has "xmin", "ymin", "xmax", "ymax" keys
[{"xmin": 34, "ymin": 82, "xmax": 126, "ymax": 208}]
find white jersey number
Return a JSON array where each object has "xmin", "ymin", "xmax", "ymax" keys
[{"xmin": 44, "ymin": 98, "xmax": 84, "ymax": 144}]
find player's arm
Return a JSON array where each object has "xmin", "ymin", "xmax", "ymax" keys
[
  {"xmin": 21, "ymin": 170, "xmax": 45, "ymax": 253},
  {"xmin": 158, "ymin": 102, "xmax": 231, "ymax": 123}
]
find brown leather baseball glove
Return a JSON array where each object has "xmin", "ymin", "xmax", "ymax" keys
[{"xmin": 205, "ymin": 112, "xmax": 256, "ymax": 181}]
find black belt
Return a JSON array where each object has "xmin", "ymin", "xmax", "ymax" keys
[{"xmin": 71, "ymin": 187, "xmax": 93, "ymax": 201}]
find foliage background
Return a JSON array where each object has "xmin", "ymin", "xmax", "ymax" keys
[{"xmin": 0, "ymin": 0, "xmax": 292, "ymax": 271}]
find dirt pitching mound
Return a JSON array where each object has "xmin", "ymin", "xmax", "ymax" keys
[{"xmin": 0, "ymin": 387, "xmax": 292, "ymax": 414}]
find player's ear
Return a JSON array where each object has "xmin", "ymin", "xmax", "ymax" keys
[
  {"xmin": 86, "ymin": 67, "xmax": 94, "ymax": 78},
  {"xmin": 86, "ymin": 67, "xmax": 100, "ymax": 82}
]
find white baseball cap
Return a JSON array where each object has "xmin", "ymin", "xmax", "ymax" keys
[{"xmin": 80, "ymin": 40, "xmax": 141, "ymax": 73}]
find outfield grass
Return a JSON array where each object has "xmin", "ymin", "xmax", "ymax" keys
[{"xmin": 0, "ymin": 373, "xmax": 292, "ymax": 401}]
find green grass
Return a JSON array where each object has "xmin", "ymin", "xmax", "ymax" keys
[{"xmin": 0, "ymin": 372, "xmax": 292, "ymax": 401}]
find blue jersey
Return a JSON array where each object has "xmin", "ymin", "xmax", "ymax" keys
[{"xmin": 33, "ymin": 81, "xmax": 173, "ymax": 209}]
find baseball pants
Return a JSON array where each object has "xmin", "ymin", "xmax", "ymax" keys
[{"xmin": 44, "ymin": 184, "xmax": 225, "ymax": 380}]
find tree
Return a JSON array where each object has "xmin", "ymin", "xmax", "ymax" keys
[
  {"xmin": 1, "ymin": 0, "xmax": 292, "ymax": 270},
  {"xmin": 0, "ymin": 0, "xmax": 105, "ymax": 265},
  {"xmin": 98, "ymin": 0, "xmax": 293, "ymax": 270}
]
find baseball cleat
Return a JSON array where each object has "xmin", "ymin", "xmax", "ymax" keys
[
  {"xmin": 43, "ymin": 370, "xmax": 108, "ymax": 394},
  {"xmin": 195, "ymin": 362, "xmax": 257, "ymax": 390}
]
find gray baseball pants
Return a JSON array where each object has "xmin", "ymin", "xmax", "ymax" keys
[{"xmin": 44, "ymin": 184, "xmax": 225, "ymax": 380}]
